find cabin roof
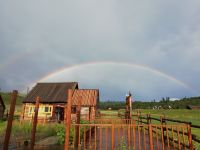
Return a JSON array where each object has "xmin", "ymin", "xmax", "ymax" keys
[
  {"xmin": 72, "ymin": 89, "xmax": 99, "ymax": 106},
  {"xmin": 23, "ymin": 82, "xmax": 78, "ymax": 103},
  {"xmin": 0, "ymin": 94, "xmax": 5, "ymax": 109}
]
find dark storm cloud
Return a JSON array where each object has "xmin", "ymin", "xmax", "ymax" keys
[{"xmin": 0, "ymin": 0, "xmax": 200, "ymax": 100}]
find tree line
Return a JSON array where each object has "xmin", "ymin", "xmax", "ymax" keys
[{"xmin": 99, "ymin": 96, "xmax": 200, "ymax": 110}]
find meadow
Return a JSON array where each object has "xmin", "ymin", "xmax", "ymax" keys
[
  {"xmin": 101, "ymin": 109, "xmax": 200, "ymax": 125},
  {"xmin": 101, "ymin": 109, "xmax": 200, "ymax": 139}
]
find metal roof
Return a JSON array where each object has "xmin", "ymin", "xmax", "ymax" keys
[{"xmin": 23, "ymin": 82, "xmax": 78, "ymax": 103}]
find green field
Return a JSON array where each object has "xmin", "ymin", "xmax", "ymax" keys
[
  {"xmin": 101, "ymin": 109, "xmax": 200, "ymax": 125},
  {"xmin": 101, "ymin": 109, "xmax": 200, "ymax": 140},
  {"xmin": 136, "ymin": 109, "xmax": 200, "ymax": 125}
]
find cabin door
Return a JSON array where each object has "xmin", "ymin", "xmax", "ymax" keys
[{"xmin": 55, "ymin": 107, "xmax": 64, "ymax": 122}]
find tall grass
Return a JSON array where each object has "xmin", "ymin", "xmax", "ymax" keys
[{"xmin": 12, "ymin": 121, "xmax": 65, "ymax": 137}]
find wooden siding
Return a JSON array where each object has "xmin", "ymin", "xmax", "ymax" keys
[
  {"xmin": 72, "ymin": 89, "xmax": 99, "ymax": 106},
  {"xmin": 23, "ymin": 103, "xmax": 55, "ymax": 119}
]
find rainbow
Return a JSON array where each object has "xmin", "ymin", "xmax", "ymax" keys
[{"xmin": 29, "ymin": 61, "xmax": 193, "ymax": 91}]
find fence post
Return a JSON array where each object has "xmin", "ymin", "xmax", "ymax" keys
[
  {"xmin": 161, "ymin": 115, "xmax": 166, "ymax": 143},
  {"xmin": 3, "ymin": 90, "xmax": 18, "ymax": 150},
  {"xmin": 147, "ymin": 114, "xmax": 149, "ymax": 124},
  {"xmin": 112, "ymin": 124, "xmax": 115, "ymax": 150},
  {"xmin": 20, "ymin": 104, "xmax": 26, "ymax": 124},
  {"xmin": 149, "ymin": 124, "xmax": 153, "ymax": 150},
  {"xmin": 137, "ymin": 110, "xmax": 140, "ymax": 124},
  {"xmin": 30, "ymin": 96, "xmax": 40, "ymax": 150},
  {"xmin": 64, "ymin": 89, "xmax": 73, "ymax": 150},
  {"xmin": 75, "ymin": 96, "xmax": 81, "ymax": 149},
  {"xmin": 187, "ymin": 123, "xmax": 193, "ymax": 150},
  {"xmin": 149, "ymin": 113, "xmax": 151, "ymax": 124}
]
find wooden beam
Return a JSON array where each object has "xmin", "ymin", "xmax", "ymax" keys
[
  {"xmin": 64, "ymin": 89, "xmax": 73, "ymax": 150},
  {"xmin": 30, "ymin": 96, "xmax": 40, "ymax": 150},
  {"xmin": 75, "ymin": 96, "xmax": 81, "ymax": 149},
  {"xmin": 3, "ymin": 90, "xmax": 18, "ymax": 150}
]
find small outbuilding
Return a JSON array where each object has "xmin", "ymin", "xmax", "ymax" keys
[{"xmin": 0, "ymin": 94, "xmax": 6, "ymax": 119}]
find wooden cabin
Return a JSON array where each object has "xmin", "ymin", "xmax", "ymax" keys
[
  {"xmin": 22, "ymin": 82, "xmax": 99, "ymax": 122},
  {"xmin": 0, "ymin": 94, "xmax": 6, "ymax": 119}
]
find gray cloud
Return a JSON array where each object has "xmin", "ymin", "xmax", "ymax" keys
[{"xmin": 0, "ymin": 0, "xmax": 200, "ymax": 100}]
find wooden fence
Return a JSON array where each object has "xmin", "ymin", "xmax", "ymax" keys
[
  {"xmin": 131, "ymin": 112, "xmax": 200, "ymax": 145},
  {"xmin": 67, "ymin": 123, "xmax": 192, "ymax": 150}
]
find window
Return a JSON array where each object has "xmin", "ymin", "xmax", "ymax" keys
[{"xmin": 45, "ymin": 107, "xmax": 49, "ymax": 112}]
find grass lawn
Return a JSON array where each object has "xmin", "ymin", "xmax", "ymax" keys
[
  {"xmin": 101, "ymin": 109, "xmax": 200, "ymax": 149},
  {"xmin": 137, "ymin": 109, "xmax": 200, "ymax": 125},
  {"xmin": 101, "ymin": 109, "xmax": 200, "ymax": 125},
  {"xmin": 101, "ymin": 109, "xmax": 200, "ymax": 137}
]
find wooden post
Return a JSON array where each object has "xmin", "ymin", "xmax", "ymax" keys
[
  {"xmin": 149, "ymin": 124, "xmax": 153, "ymax": 150},
  {"xmin": 161, "ymin": 115, "xmax": 167, "ymax": 144},
  {"xmin": 125, "ymin": 92, "xmax": 132, "ymax": 124},
  {"xmin": 147, "ymin": 114, "xmax": 149, "ymax": 124},
  {"xmin": 64, "ymin": 89, "xmax": 73, "ymax": 150},
  {"xmin": 30, "ymin": 96, "xmax": 40, "ymax": 150},
  {"xmin": 20, "ymin": 104, "xmax": 26, "ymax": 124},
  {"xmin": 112, "ymin": 124, "xmax": 115, "ymax": 150},
  {"xmin": 187, "ymin": 123, "xmax": 193, "ymax": 150},
  {"xmin": 3, "ymin": 90, "xmax": 18, "ymax": 150},
  {"xmin": 137, "ymin": 110, "xmax": 139, "ymax": 124},
  {"xmin": 75, "ymin": 96, "xmax": 81, "ymax": 149},
  {"xmin": 89, "ymin": 106, "xmax": 91, "ymax": 121},
  {"xmin": 149, "ymin": 113, "xmax": 151, "ymax": 124}
]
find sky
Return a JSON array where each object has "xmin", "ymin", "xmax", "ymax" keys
[{"xmin": 0, "ymin": 0, "xmax": 200, "ymax": 101}]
